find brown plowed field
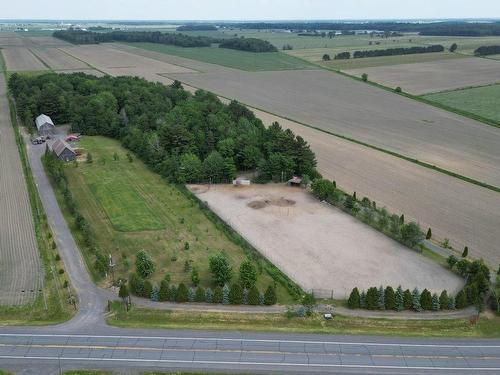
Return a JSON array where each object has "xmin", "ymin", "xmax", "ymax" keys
[
  {"xmin": 346, "ymin": 57, "xmax": 500, "ymax": 94},
  {"xmin": 2, "ymin": 48, "xmax": 49, "ymax": 71},
  {"xmin": 191, "ymin": 184, "xmax": 464, "ymax": 298},
  {"xmin": 0, "ymin": 74, "xmax": 42, "ymax": 305},
  {"xmin": 165, "ymin": 69, "xmax": 500, "ymax": 188},
  {"xmin": 31, "ymin": 48, "xmax": 90, "ymax": 70}
]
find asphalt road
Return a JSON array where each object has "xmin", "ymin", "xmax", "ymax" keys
[{"xmin": 0, "ymin": 104, "xmax": 497, "ymax": 374}]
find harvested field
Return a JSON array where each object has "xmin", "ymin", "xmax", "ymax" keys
[
  {"xmin": 60, "ymin": 45, "xmax": 196, "ymax": 77},
  {"xmin": 30, "ymin": 48, "xmax": 90, "ymax": 70},
  {"xmin": 2, "ymin": 48, "xmax": 49, "ymax": 71},
  {"xmin": 253, "ymin": 109, "xmax": 500, "ymax": 268},
  {"xmin": 345, "ymin": 57, "xmax": 500, "ymax": 94},
  {"xmin": 0, "ymin": 37, "xmax": 25, "ymax": 47},
  {"xmin": 166, "ymin": 68, "xmax": 500, "ymax": 188},
  {"xmin": 0, "ymin": 73, "xmax": 42, "ymax": 305},
  {"xmin": 190, "ymin": 184, "xmax": 463, "ymax": 298},
  {"xmin": 24, "ymin": 36, "xmax": 70, "ymax": 47}
]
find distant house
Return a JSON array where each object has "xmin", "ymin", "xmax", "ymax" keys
[
  {"xmin": 51, "ymin": 139, "xmax": 76, "ymax": 162},
  {"xmin": 35, "ymin": 114, "xmax": 56, "ymax": 136}
]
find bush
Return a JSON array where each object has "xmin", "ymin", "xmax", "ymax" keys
[
  {"xmin": 439, "ymin": 290, "xmax": 449, "ymax": 310},
  {"xmin": 403, "ymin": 289, "xmax": 412, "ymax": 310},
  {"xmin": 420, "ymin": 289, "xmax": 432, "ymax": 310},
  {"xmin": 188, "ymin": 287, "xmax": 195, "ymax": 302},
  {"xmin": 426, "ymin": 228, "xmax": 432, "ymax": 240},
  {"xmin": 191, "ymin": 267, "xmax": 200, "ymax": 286},
  {"xmin": 239, "ymin": 260, "xmax": 257, "ymax": 289},
  {"xmin": 447, "ymin": 255, "xmax": 458, "ymax": 269},
  {"xmin": 264, "ymin": 285, "xmax": 277, "ymax": 305},
  {"xmin": 129, "ymin": 273, "xmax": 144, "ymax": 296},
  {"xmin": 222, "ymin": 284, "xmax": 230, "ymax": 305},
  {"xmin": 55, "ymin": 254, "xmax": 61, "ymax": 261},
  {"xmin": 395, "ymin": 86, "xmax": 402, "ymax": 93},
  {"xmin": 229, "ymin": 283, "xmax": 243, "ymax": 304},
  {"xmin": 213, "ymin": 286, "xmax": 223, "ymax": 303},
  {"xmin": 159, "ymin": 280, "xmax": 169, "ymax": 301},
  {"xmin": 151, "ymin": 286, "xmax": 159, "ymax": 301},
  {"xmin": 209, "ymin": 253, "xmax": 233, "ymax": 287},
  {"xmin": 302, "ymin": 293, "xmax": 316, "ymax": 316},
  {"xmin": 378, "ymin": 286, "xmax": 385, "ymax": 310},
  {"xmin": 195, "ymin": 287, "xmax": 205, "ymax": 302},
  {"xmin": 384, "ymin": 286, "xmax": 396, "ymax": 310},
  {"xmin": 167, "ymin": 285, "xmax": 177, "ymax": 302},
  {"xmin": 448, "ymin": 296, "xmax": 456, "ymax": 309},
  {"xmin": 431, "ymin": 293, "xmax": 440, "ymax": 311},
  {"xmin": 347, "ymin": 287, "xmax": 360, "ymax": 309},
  {"xmin": 361, "ymin": 73, "xmax": 368, "ymax": 82},
  {"xmin": 143, "ymin": 280, "xmax": 153, "ymax": 298},
  {"xmin": 395, "ymin": 286, "xmax": 404, "ymax": 311},
  {"xmin": 412, "ymin": 288, "xmax": 422, "ymax": 311},
  {"xmin": 205, "ymin": 287, "xmax": 214, "ymax": 303},
  {"xmin": 176, "ymin": 283, "xmax": 188, "ymax": 302},
  {"xmin": 135, "ymin": 250, "xmax": 155, "ymax": 278},
  {"xmin": 248, "ymin": 286, "xmax": 260, "ymax": 305},
  {"xmin": 455, "ymin": 289, "xmax": 467, "ymax": 309},
  {"xmin": 360, "ymin": 291, "xmax": 366, "ymax": 308}
]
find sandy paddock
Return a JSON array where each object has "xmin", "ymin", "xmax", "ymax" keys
[
  {"xmin": 190, "ymin": 184, "xmax": 463, "ymax": 298},
  {"xmin": 346, "ymin": 57, "xmax": 500, "ymax": 94}
]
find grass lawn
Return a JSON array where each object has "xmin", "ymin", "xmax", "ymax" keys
[
  {"xmin": 423, "ymin": 84, "xmax": 500, "ymax": 124},
  {"xmin": 123, "ymin": 42, "xmax": 317, "ymax": 71},
  {"xmin": 63, "ymin": 136, "xmax": 294, "ymax": 303},
  {"xmin": 107, "ymin": 302, "xmax": 500, "ymax": 338}
]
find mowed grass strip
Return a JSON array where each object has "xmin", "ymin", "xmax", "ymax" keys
[
  {"xmin": 124, "ymin": 42, "xmax": 317, "ymax": 71},
  {"xmin": 66, "ymin": 136, "xmax": 292, "ymax": 302},
  {"xmin": 423, "ymin": 84, "xmax": 500, "ymax": 124}
]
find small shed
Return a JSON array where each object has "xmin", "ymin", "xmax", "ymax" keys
[
  {"xmin": 51, "ymin": 139, "xmax": 76, "ymax": 162},
  {"xmin": 35, "ymin": 114, "xmax": 56, "ymax": 136},
  {"xmin": 287, "ymin": 176, "xmax": 302, "ymax": 187}
]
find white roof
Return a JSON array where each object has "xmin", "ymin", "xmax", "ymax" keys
[{"xmin": 35, "ymin": 114, "xmax": 54, "ymax": 130}]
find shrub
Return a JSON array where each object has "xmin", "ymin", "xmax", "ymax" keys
[
  {"xmin": 167, "ymin": 285, "xmax": 177, "ymax": 302},
  {"xmin": 239, "ymin": 260, "xmax": 257, "ymax": 289},
  {"xmin": 296, "ymin": 306, "xmax": 307, "ymax": 317},
  {"xmin": 264, "ymin": 285, "xmax": 277, "ymax": 305},
  {"xmin": 242, "ymin": 288, "xmax": 249, "ymax": 305},
  {"xmin": 447, "ymin": 255, "xmax": 458, "ymax": 269},
  {"xmin": 347, "ymin": 287, "xmax": 360, "ymax": 309},
  {"xmin": 55, "ymin": 254, "xmax": 61, "ymax": 261},
  {"xmin": 58, "ymin": 268, "xmax": 65, "ymax": 275},
  {"xmin": 159, "ymin": 280, "xmax": 169, "ymax": 301},
  {"xmin": 229, "ymin": 283, "xmax": 243, "ymax": 304},
  {"xmin": 248, "ymin": 286, "xmax": 260, "ymax": 305},
  {"xmin": 420, "ymin": 289, "xmax": 432, "ymax": 310},
  {"xmin": 302, "ymin": 293, "xmax": 316, "ymax": 315},
  {"xmin": 129, "ymin": 273, "xmax": 144, "ymax": 296},
  {"xmin": 395, "ymin": 86, "xmax": 402, "ymax": 93},
  {"xmin": 209, "ymin": 253, "xmax": 233, "ymax": 287},
  {"xmin": 462, "ymin": 246, "xmax": 469, "ymax": 258},
  {"xmin": 135, "ymin": 250, "xmax": 155, "ymax": 278},
  {"xmin": 360, "ymin": 291, "xmax": 367, "ymax": 308},
  {"xmin": 151, "ymin": 286, "xmax": 159, "ymax": 301},
  {"xmin": 188, "ymin": 287, "xmax": 195, "ymax": 302},
  {"xmin": 439, "ymin": 290, "xmax": 449, "ymax": 310},
  {"xmin": 400, "ymin": 222, "xmax": 423, "ymax": 247},
  {"xmin": 426, "ymin": 228, "xmax": 432, "ymax": 240},
  {"xmin": 176, "ymin": 283, "xmax": 188, "ymax": 302},
  {"xmin": 118, "ymin": 283, "xmax": 129, "ymax": 300},
  {"xmin": 63, "ymin": 280, "xmax": 69, "ymax": 288},
  {"xmin": 366, "ymin": 287, "xmax": 379, "ymax": 310},
  {"xmin": 222, "ymin": 284, "xmax": 230, "ymax": 305},
  {"xmin": 143, "ymin": 280, "xmax": 153, "ymax": 299},
  {"xmin": 412, "ymin": 288, "xmax": 422, "ymax": 311},
  {"xmin": 213, "ymin": 286, "xmax": 223, "ymax": 303},
  {"xmin": 395, "ymin": 286, "xmax": 404, "ymax": 311},
  {"xmin": 378, "ymin": 286, "xmax": 385, "ymax": 310},
  {"xmin": 448, "ymin": 296, "xmax": 456, "ymax": 310},
  {"xmin": 431, "ymin": 293, "xmax": 440, "ymax": 311},
  {"xmin": 191, "ymin": 267, "xmax": 200, "ymax": 286},
  {"xmin": 205, "ymin": 287, "xmax": 214, "ymax": 303},
  {"xmin": 384, "ymin": 286, "xmax": 396, "ymax": 310},
  {"xmin": 456, "ymin": 289, "xmax": 467, "ymax": 309},
  {"xmin": 361, "ymin": 73, "xmax": 368, "ymax": 82},
  {"xmin": 195, "ymin": 287, "xmax": 205, "ymax": 302},
  {"xmin": 259, "ymin": 292, "xmax": 265, "ymax": 305}
]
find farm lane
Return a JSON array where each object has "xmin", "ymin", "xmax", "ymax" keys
[{"xmin": 0, "ymin": 72, "xmax": 41, "ymax": 305}]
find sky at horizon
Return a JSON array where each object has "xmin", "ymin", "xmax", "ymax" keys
[{"xmin": 2, "ymin": 0, "xmax": 500, "ymax": 21}]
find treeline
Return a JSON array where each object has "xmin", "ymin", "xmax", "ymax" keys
[
  {"xmin": 9, "ymin": 73, "xmax": 317, "ymax": 184},
  {"xmin": 177, "ymin": 24, "xmax": 217, "ymax": 31},
  {"xmin": 219, "ymin": 21, "xmax": 500, "ymax": 36},
  {"xmin": 218, "ymin": 37, "xmax": 278, "ymax": 52},
  {"xmin": 53, "ymin": 29, "xmax": 217, "ymax": 47},
  {"xmin": 335, "ymin": 45, "xmax": 444, "ymax": 60},
  {"xmin": 474, "ymin": 45, "xmax": 500, "ymax": 56}
]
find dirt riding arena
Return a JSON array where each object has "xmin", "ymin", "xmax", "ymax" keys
[
  {"xmin": 190, "ymin": 184, "xmax": 463, "ymax": 298},
  {"xmin": 0, "ymin": 74, "xmax": 42, "ymax": 305},
  {"xmin": 2, "ymin": 48, "xmax": 49, "ymax": 71},
  {"xmin": 167, "ymin": 68, "xmax": 500, "ymax": 188},
  {"xmin": 346, "ymin": 57, "xmax": 500, "ymax": 95}
]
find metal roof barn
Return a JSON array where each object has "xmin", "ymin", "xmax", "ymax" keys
[{"xmin": 35, "ymin": 114, "xmax": 55, "ymax": 136}]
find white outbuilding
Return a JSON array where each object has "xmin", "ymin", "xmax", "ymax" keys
[{"xmin": 35, "ymin": 114, "xmax": 56, "ymax": 136}]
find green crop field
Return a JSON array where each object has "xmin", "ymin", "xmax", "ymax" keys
[
  {"xmin": 423, "ymin": 84, "xmax": 500, "ymax": 124},
  {"xmin": 125, "ymin": 42, "xmax": 316, "ymax": 71},
  {"xmin": 64, "ymin": 136, "xmax": 293, "ymax": 302}
]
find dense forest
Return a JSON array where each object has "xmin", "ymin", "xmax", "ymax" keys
[
  {"xmin": 474, "ymin": 45, "xmax": 500, "ymax": 56},
  {"xmin": 219, "ymin": 21, "xmax": 500, "ymax": 36},
  {"xmin": 219, "ymin": 37, "xmax": 277, "ymax": 52},
  {"xmin": 9, "ymin": 73, "xmax": 317, "ymax": 183},
  {"xmin": 53, "ymin": 30, "xmax": 217, "ymax": 47},
  {"xmin": 351, "ymin": 45, "xmax": 444, "ymax": 59},
  {"xmin": 177, "ymin": 24, "xmax": 218, "ymax": 31}
]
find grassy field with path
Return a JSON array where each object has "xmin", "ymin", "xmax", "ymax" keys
[
  {"xmin": 123, "ymin": 42, "xmax": 317, "ymax": 71},
  {"xmin": 63, "ymin": 136, "xmax": 293, "ymax": 302},
  {"xmin": 423, "ymin": 84, "xmax": 500, "ymax": 124}
]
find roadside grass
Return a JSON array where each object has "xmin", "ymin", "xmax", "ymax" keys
[
  {"xmin": 0, "ymin": 90, "xmax": 74, "ymax": 325},
  {"xmin": 422, "ymin": 83, "xmax": 500, "ymax": 125},
  {"xmin": 60, "ymin": 136, "xmax": 295, "ymax": 303},
  {"xmin": 122, "ymin": 42, "xmax": 317, "ymax": 71},
  {"xmin": 107, "ymin": 302, "xmax": 500, "ymax": 338}
]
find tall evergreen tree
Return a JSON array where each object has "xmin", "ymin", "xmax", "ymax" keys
[
  {"xmin": 366, "ymin": 287, "xmax": 379, "ymax": 310},
  {"xmin": 420, "ymin": 289, "xmax": 432, "ymax": 310},
  {"xmin": 462, "ymin": 246, "xmax": 469, "ymax": 258},
  {"xmin": 412, "ymin": 288, "xmax": 422, "ymax": 312},
  {"xmin": 426, "ymin": 228, "xmax": 432, "ymax": 240},
  {"xmin": 348, "ymin": 287, "xmax": 361, "ymax": 309},
  {"xmin": 360, "ymin": 291, "xmax": 367, "ymax": 308},
  {"xmin": 395, "ymin": 286, "xmax": 404, "ymax": 311},
  {"xmin": 431, "ymin": 293, "xmax": 440, "ymax": 311},
  {"xmin": 384, "ymin": 286, "xmax": 396, "ymax": 310},
  {"xmin": 456, "ymin": 289, "xmax": 467, "ymax": 309},
  {"xmin": 378, "ymin": 286, "xmax": 385, "ymax": 310},
  {"xmin": 439, "ymin": 290, "xmax": 449, "ymax": 310}
]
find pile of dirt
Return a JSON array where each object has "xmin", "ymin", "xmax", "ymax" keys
[
  {"xmin": 248, "ymin": 200, "xmax": 267, "ymax": 209},
  {"xmin": 271, "ymin": 197, "xmax": 296, "ymax": 207}
]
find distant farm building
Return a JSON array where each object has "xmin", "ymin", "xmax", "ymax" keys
[
  {"xmin": 51, "ymin": 139, "xmax": 76, "ymax": 162},
  {"xmin": 232, "ymin": 178, "xmax": 251, "ymax": 186},
  {"xmin": 35, "ymin": 114, "xmax": 55, "ymax": 136},
  {"xmin": 287, "ymin": 176, "xmax": 303, "ymax": 187}
]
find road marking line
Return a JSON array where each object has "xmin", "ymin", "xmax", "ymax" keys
[
  {"xmin": 0, "ymin": 355, "xmax": 499, "ymax": 371},
  {"xmin": 1, "ymin": 333, "xmax": 499, "ymax": 349}
]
